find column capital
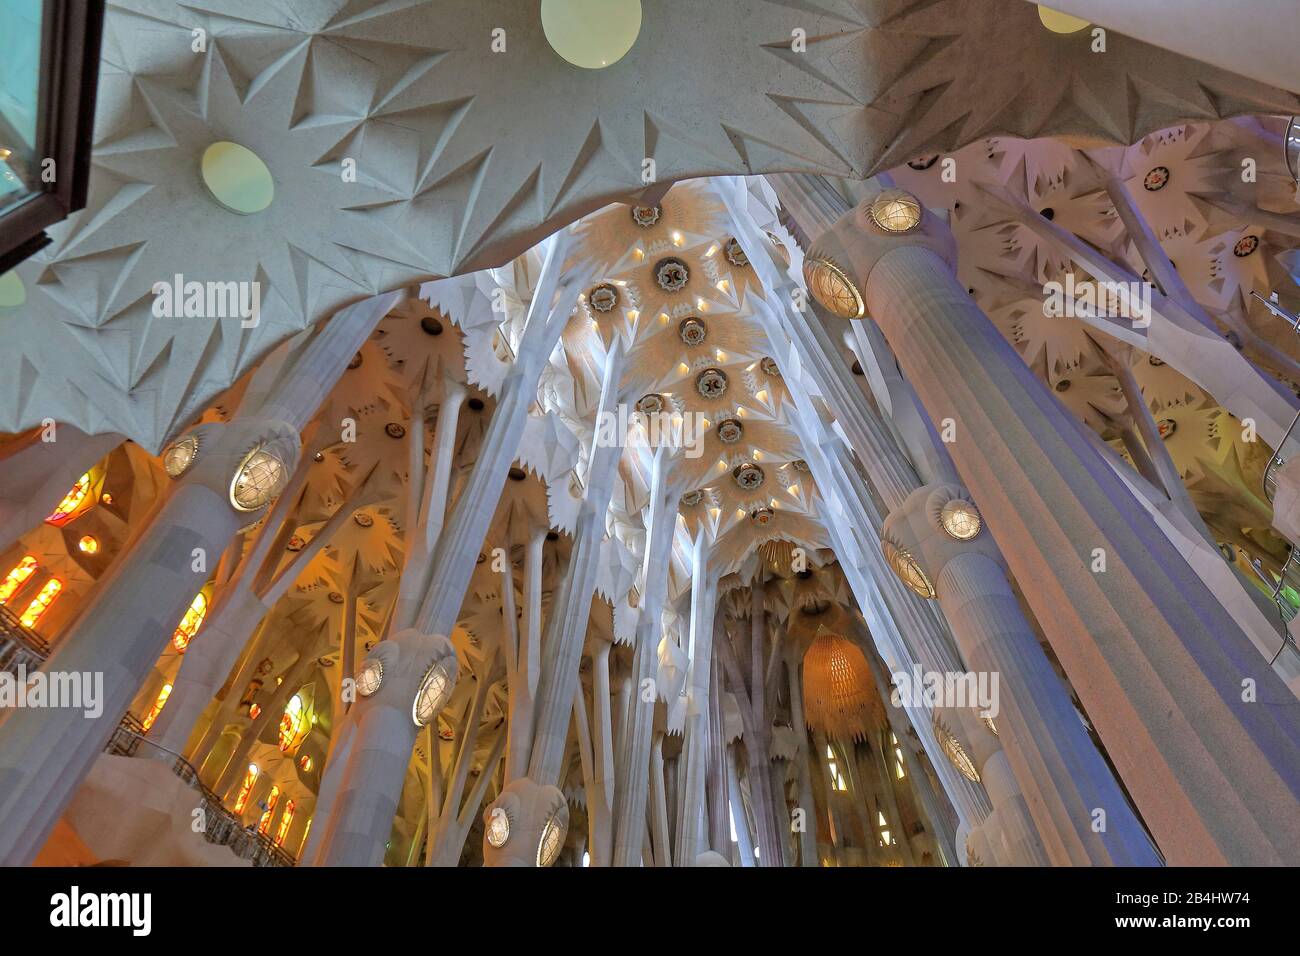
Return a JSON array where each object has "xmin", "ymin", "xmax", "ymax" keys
[
  {"xmin": 881, "ymin": 482, "xmax": 1003, "ymax": 597},
  {"xmin": 482, "ymin": 777, "xmax": 569, "ymax": 867},
  {"xmin": 162, "ymin": 418, "xmax": 300, "ymax": 520},
  {"xmin": 804, "ymin": 188, "xmax": 957, "ymax": 320}
]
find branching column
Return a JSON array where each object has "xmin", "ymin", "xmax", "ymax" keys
[{"xmin": 811, "ymin": 200, "xmax": 1300, "ymax": 864}]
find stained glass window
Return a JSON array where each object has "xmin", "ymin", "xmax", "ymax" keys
[
  {"xmin": 141, "ymin": 683, "xmax": 172, "ymax": 732},
  {"xmin": 258, "ymin": 785, "xmax": 281, "ymax": 835},
  {"xmin": 233, "ymin": 764, "xmax": 258, "ymax": 814},
  {"xmin": 274, "ymin": 800, "xmax": 296, "ymax": 847},
  {"xmin": 171, "ymin": 590, "xmax": 209, "ymax": 651},
  {"xmin": 45, "ymin": 472, "xmax": 95, "ymax": 525},
  {"xmin": 279, "ymin": 694, "xmax": 306, "ymax": 752},
  {"xmin": 19, "ymin": 577, "xmax": 61, "ymax": 628},
  {"xmin": 0, "ymin": 555, "xmax": 37, "ymax": 604}
]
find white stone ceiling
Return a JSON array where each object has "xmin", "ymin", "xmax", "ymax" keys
[{"xmin": 4, "ymin": 0, "xmax": 1298, "ymax": 452}]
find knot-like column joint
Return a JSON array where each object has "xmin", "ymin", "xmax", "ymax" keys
[
  {"xmin": 481, "ymin": 777, "xmax": 569, "ymax": 867},
  {"xmin": 881, "ymin": 483, "xmax": 1002, "ymax": 597},
  {"xmin": 803, "ymin": 188, "xmax": 956, "ymax": 320},
  {"xmin": 351, "ymin": 628, "xmax": 458, "ymax": 727}
]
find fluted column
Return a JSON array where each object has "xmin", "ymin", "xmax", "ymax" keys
[
  {"xmin": 310, "ymin": 236, "xmax": 589, "ymax": 865},
  {"xmin": 0, "ymin": 417, "xmax": 300, "ymax": 863},
  {"xmin": 611, "ymin": 447, "xmax": 677, "ymax": 865},
  {"xmin": 811, "ymin": 197, "xmax": 1300, "ymax": 864},
  {"xmin": 883, "ymin": 482, "xmax": 1160, "ymax": 865},
  {"xmin": 674, "ymin": 527, "xmax": 719, "ymax": 864},
  {"xmin": 524, "ymin": 338, "xmax": 627, "ymax": 787}
]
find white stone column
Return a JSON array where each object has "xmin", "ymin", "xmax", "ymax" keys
[
  {"xmin": 523, "ymin": 337, "xmax": 627, "ymax": 786},
  {"xmin": 673, "ymin": 527, "xmax": 719, "ymax": 864},
  {"xmin": 310, "ymin": 236, "xmax": 590, "ymax": 865},
  {"xmin": 611, "ymin": 447, "xmax": 677, "ymax": 866},
  {"xmin": 883, "ymin": 482, "xmax": 1161, "ymax": 865},
  {"xmin": 809, "ymin": 196, "xmax": 1300, "ymax": 864},
  {"xmin": 0, "ymin": 417, "xmax": 299, "ymax": 864}
]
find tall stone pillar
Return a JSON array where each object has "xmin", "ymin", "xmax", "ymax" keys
[
  {"xmin": 309, "ymin": 236, "xmax": 590, "ymax": 865},
  {"xmin": 673, "ymin": 527, "xmax": 719, "ymax": 864},
  {"xmin": 611, "ymin": 447, "xmax": 678, "ymax": 865},
  {"xmin": 0, "ymin": 417, "xmax": 300, "ymax": 863},
  {"xmin": 883, "ymin": 482, "xmax": 1161, "ymax": 865},
  {"xmin": 806, "ymin": 190, "xmax": 1300, "ymax": 864}
]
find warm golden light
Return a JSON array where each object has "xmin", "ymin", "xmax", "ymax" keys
[
  {"xmin": 234, "ymin": 764, "xmax": 259, "ymax": 813},
  {"xmin": 869, "ymin": 189, "xmax": 922, "ymax": 233},
  {"xmin": 940, "ymin": 499, "xmax": 982, "ymax": 540},
  {"xmin": 804, "ymin": 257, "xmax": 864, "ymax": 319},
  {"xmin": 77, "ymin": 535, "xmax": 99, "ymax": 554},
  {"xmin": 274, "ymin": 800, "xmax": 296, "ymax": 847},
  {"xmin": 172, "ymin": 590, "xmax": 209, "ymax": 651},
  {"xmin": 230, "ymin": 446, "xmax": 288, "ymax": 511},
  {"xmin": 45, "ymin": 472, "xmax": 94, "ymax": 525},
  {"xmin": 279, "ymin": 694, "xmax": 307, "ymax": 752},
  {"xmin": 142, "ymin": 684, "xmax": 172, "ymax": 732},
  {"xmin": 162, "ymin": 435, "xmax": 199, "ymax": 478},
  {"xmin": 19, "ymin": 578, "xmax": 62, "ymax": 628},
  {"xmin": 0, "ymin": 556, "xmax": 38, "ymax": 604},
  {"xmin": 258, "ymin": 785, "xmax": 281, "ymax": 835}
]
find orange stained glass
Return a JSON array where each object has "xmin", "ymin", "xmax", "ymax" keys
[
  {"xmin": 0, "ymin": 556, "xmax": 38, "ymax": 604},
  {"xmin": 274, "ymin": 800, "xmax": 296, "ymax": 847},
  {"xmin": 141, "ymin": 683, "xmax": 172, "ymax": 732},
  {"xmin": 171, "ymin": 590, "xmax": 209, "ymax": 651},
  {"xmin": 45, "ymin": 472, "xmax": 94, "ymax": 525},
  {"xmin": 258, "ymin": 785, "xmax": 281, "ymax": 835},
  {"xmin": 19, "ymin": 578, "xmax": 62, "ymax": 628},
  {"xmin": 278, "ymin": 694, "xmax": 306, "ymax": 752},
  {"xmin": 233, "ymin": 764, "xmax": 259, "ymax": 814}
]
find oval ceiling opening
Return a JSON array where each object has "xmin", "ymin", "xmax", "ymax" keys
[
  {"xmin": 200, "ymin": 141, "xmax": 275, "ymax": 214},
  {"xmin": 541, "ymin": 0, "xmax": 642, "ymax": 70}
]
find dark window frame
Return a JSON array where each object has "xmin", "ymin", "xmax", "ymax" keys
[{"xmin": 0, "ymin": 0, "xmax": 105, "ymax": 274}]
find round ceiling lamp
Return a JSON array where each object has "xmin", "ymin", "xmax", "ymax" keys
[
  {"xmin": 162, "ymin": 434, "xmax": 199, "ymax": 478},
  {"xmin": 804, "ymin": 257, "xmax": 864, "ymax": 319},
  {"xmin": 200, "ymin": 142, "xmax": 274, "ymax": 214},
  {"xmin": 940, "ymin": 499, "xmax": 982, "ymax": 541},
  {"xmin": 541, "ymin": 0, "xmax": 642, "ymax": 70},
  {"xmin": 229, "ymin": 445, "xmax": 288, "ymax": 511},
  {"xmin": 1036, "ymin": 5, "xmax": 1089, "ymax": 33},
  {"xmin": 868, "ymin": 189, "xmax": 922, "ymax": 233}
]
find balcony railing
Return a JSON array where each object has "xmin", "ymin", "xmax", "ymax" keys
[
  {"xmin": 104, "ymin": 717, "xmax": 295, "ymax": 867},
  {"xmin": 0, "ymin": 604, "xmax": 50, "ymax": 677},
  {"xmin": 2, "ymin": 608, "xmax": 294, "ymax": 865}
]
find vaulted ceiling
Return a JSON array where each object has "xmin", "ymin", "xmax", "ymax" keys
[{"xmin": 3, "ymin": 0, "xmax": 1298, "ymax": 453}]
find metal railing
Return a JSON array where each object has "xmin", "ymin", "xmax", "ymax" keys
[
  {"xmin": 104, "ymin": 717, "xmax": 295, "ymax": 867},
  {"xmin": 0, "ymin": 604, "xmax": 50, "ymax": 677}
]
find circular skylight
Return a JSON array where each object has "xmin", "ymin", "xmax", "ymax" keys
[
  {"xmin": 541, "ymin": 0, "xmax": 642, "ymax": 70},
  {"xmin": 1037, "ymin": 5, "xmax": 1089, "ymax": 33},
  {"xmin": 200, "ymin": 142, "xmax": 274, "ymax": 214},
  {"xmin": 0, "ymin": 271, "xmax": 25, "ymax": 308}
]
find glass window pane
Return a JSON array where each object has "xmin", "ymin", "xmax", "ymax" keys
[{"xmin": 0, "ymin": 0, "xmax": 45, "ymax": 211}]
